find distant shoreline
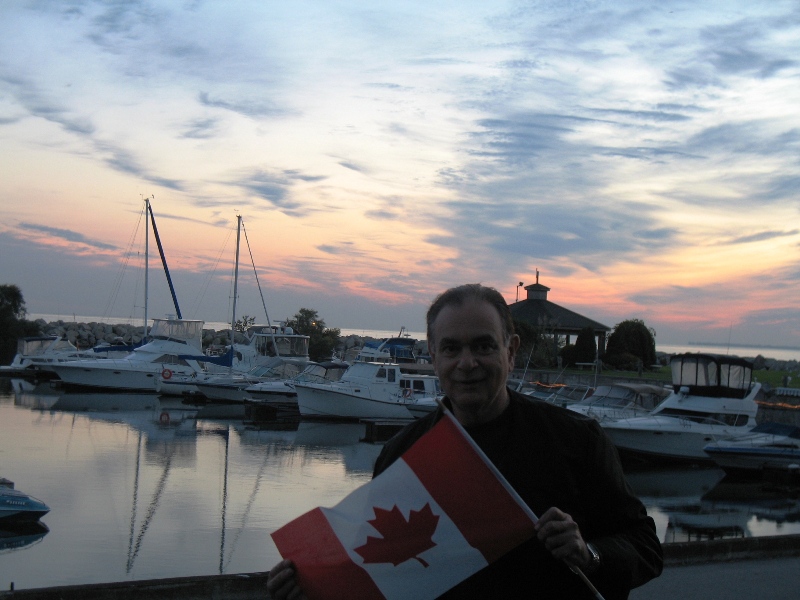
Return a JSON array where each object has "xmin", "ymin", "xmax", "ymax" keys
[
  {"xmin": 27, "ymin": 314, "xmax": 800, "ymax": 363},
  {"xmin": 682, "ymin": 341, "xmax": 800, "ymax": 352}
]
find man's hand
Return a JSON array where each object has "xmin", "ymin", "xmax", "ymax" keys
[
  {"xmin": 534, "ymin": 507, "xmax": 593, "ymax": 571},
  {"xmin": 266, "ymin": 559, "xmax": 307, "ymax": 600}
]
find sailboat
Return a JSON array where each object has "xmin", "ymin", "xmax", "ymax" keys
[
  {"xmin": 158, "ymin": 215, "xmax": 310, "ymax": 399},
  {"xmin": 50, "ymin": 198, "xmax": 207, "ymax": 392}
]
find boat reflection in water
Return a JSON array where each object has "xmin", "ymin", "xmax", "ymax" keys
[
  {"xmin": 626, "ymin": 465, "xmax": 800, "ymax": 542},
  {"xmin": 0, "ymin": 522, "xmax": 49, "ymax": 553}
]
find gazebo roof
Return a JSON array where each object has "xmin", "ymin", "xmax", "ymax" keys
[{"xmin": 509, "ymin": 279, "xmax": 610, "ymax": 334}]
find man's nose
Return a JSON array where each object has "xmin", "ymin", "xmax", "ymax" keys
[{"xmin": 456, "ymin": 347, "xmax": 479, "ymax": 368}]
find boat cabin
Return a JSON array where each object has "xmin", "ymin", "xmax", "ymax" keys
[{"xmin": 670, "ymin": 353, "xmax": 754, "ymax": 399}]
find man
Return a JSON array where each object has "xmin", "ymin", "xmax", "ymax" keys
[{"xmin": 268, "ymin": 284, "xmax": 662, "ymax": 599}]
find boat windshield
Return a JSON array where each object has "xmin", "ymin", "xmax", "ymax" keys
[
  {"xmin": 150, "ymin": 319, "xmax": 204, "ymax": 352},
  {"xmin": 575, "ymin": 386, "xmax": 635, "ymax": 407},
  {"xmin": 670, "ymin": 354, "xmax": 753, "ymax": 398},
  {"xmin": 17, "ymin": 336, "xmax": 59, "ymax": 355}
]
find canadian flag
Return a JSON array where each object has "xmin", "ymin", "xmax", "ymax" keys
[{"xmin": 271, "ymin": 411, "xmax": 538, "ymax": 600}]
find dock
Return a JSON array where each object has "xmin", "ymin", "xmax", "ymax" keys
[{"xmin": 360, "ymin": 418, "xmax": 412, "ymax": 443}]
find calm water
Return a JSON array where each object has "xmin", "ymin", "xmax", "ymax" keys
[{"xmin": 2, "ymin": 378, "xmax": 800, "ymax": 591}]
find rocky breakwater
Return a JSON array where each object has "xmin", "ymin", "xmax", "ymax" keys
[{"xmin": 33, "ymin": 319, "xmax": 238, "ymax": 351}]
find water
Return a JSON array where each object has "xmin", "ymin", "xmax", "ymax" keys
[
  {"xmin": 0, "ymin": 380, "xmax": 381, "ymax": 590},
  {"xmin": 3, "ymin": 380, "xmax": 800, "ymax": 591}
]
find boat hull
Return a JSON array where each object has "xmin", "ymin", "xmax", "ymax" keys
[
  {"xmin": 245, "ymin": 382, "xmax": 297, "ymax": 405},
  {"xmin": 0, "ymin": 489, "xmax": 50, "ymax": 524},
  {"xmin": 52, "ymin": 361, "xmax": 197, "ymax": 392},
  {"xmin": 295, "ymin": 384, "xmax": 413, "ymax": 420},
  {"xmin": 603, "ymin": 418, "xmax": 753, "ymax": 463}
]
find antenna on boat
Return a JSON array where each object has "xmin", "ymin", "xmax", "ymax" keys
[
  {"xmin": 229, "ymin": 215, "xmax": 242, "ymax": 375},
  {"xmin": 143, "ymin": 196, "xmax": 150, "ymax": 344},
  {"xmin": 726, "ymin": 322, "xmax": 733, "ymax": 355}
]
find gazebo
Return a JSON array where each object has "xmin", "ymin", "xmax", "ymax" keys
[{"xmin": 509, "ymin": 275, "xmax": 610, "ymax": 355}]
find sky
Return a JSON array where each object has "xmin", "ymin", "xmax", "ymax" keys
[{"xmin": 1, "ymin": 0, "xmax": 799, "ymax": 348}]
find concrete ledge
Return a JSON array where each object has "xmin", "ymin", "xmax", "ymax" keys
[
  {"xmin": 0, "ymin": 572, "xmax": 270, "ymax": 600},
  {"xmin": 662, "ymin": 533, "xmax": 800, "ymax": 565}
]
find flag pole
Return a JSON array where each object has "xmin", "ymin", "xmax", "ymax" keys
[{"xmin": 434, "ymin": 399, "xmax": 607, "ymax": 600}]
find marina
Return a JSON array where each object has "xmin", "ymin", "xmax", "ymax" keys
[{"xmin": 2, "ymin": 377, "xmax": 800, "ymax": 591}]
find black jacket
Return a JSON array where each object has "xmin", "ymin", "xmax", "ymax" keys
[{"xmin": 373, "ymin": 389, "xmax": 663, "ymax": 599}]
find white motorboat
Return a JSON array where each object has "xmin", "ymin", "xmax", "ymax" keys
[
  {"xmin": 524, "ymin": 383, "xmax": 594, "ymax": 407},
  {"xmin": 601, "ymin": 353, "xmax": 760, "ymax": 464},
  {"xmin": 0, "ymin": 335, "xmax": 132, "ymax": 377},
  {"xmin": 246, "ymin": 360, "xmax": 349, "ymax": 405},
  {"xmin": 352, "ymin": 327, "xmax": 424, "ymax": 364},
  {"xmin": 50, "ymin": 318, "xmax": 208, "ymax": 392},
  {"xmin": 567, "ymin": 383, "xmax": 671, "ymax": 422},
  {"xmin": 156, "ymin": 324, "xmax": 311, "ymax": 397},
  {"xmin": 0, "ymin": 479, "xmax": 50, "ymax": 524},
  {"xmin": 405, "ymin": 395, "xmax": 442, "ymax": 419},
  {"xmin": 191, "ymin": 357, "xmax": 310, "ymax": 403},
  {"xmin": 703, "ymin": 422, "xmax": 800, "ymax": 475},
  {"xmin": 294, "ymin": 362, "xmax": 440, "ymax": 420}
]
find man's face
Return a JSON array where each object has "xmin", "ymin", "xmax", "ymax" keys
[{"xmin": 429, "ymin": 298, "xmax": 519, "ymax": 424}]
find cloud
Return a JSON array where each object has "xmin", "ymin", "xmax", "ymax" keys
[
  {"xmin": 97, "ymin": 143, "xmax": 185, "ymax": 191},
  {"xmin": 317, "ymin": 242, "xmax": 363, "ymax": 256},
  {"xmin": 18, "ymin": 222, "xmax": 118, "ymax": 251},
  {"xmin": 231, "ymin": 168, "xmax": 326, "ymax": 215},
  {"xmin": 198, "ymin": 92, "xmax": 288, "ymax": 119},
  {"xmin": 180, "ymin": 117, "xmax": 220, "ymax": 139},
  {"xmin": 338, "ymin": 161, "xmax": 369, "ymax": 173},
  {"xmin": 724, "ymin": 229, "xmax": 800, "ymax": 245},
  {"xmin": 0, "ymin": 72, "xmax": 96, "ymax": 135}
]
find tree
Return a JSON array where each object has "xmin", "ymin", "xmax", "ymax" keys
[
  {"xmin": 234, "ymin": 315, "xmax": 256, "ymax": 333},
  {"xmin": 285, "ymin": 308, "xmax": 341, "ymax": 362},
  {"xmin": 574, "ymin": 327, "xmax": 598, "ymax": 364},
  {"xmin": 0, "ymin": 284, "xmax": 27, "ymax": 321},
  {"xmin": 0, "ymin": 284, "xmax": 41, "ymax": 365},
  {"xmin": 604, "ymin": 319, "xmax": 656, "ymax": 371},
  {"xmin": 559, "ymin": 327, "xmax": 597, "ymax": 368}
]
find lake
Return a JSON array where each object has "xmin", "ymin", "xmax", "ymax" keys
[{"xmin": 2, "ymin": 378, "xmax": 800, "ymax": 591}]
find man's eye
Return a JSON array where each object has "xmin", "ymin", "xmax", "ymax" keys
[
  {"xmin": 440, "ymin": 344, "xmax": 459, "ymax": 355},
  {"xmin": 475, "ymin": 342, "xmax": 495, "ymax": 354}
]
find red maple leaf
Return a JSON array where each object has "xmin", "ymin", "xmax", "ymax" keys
[{"xmin": 354, "ymin": 503, "xmax": 440, "ymax": 567}]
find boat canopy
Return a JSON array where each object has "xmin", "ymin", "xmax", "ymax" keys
[
  {"xmin": 670, "ymin": 353, "xmax": 754, "ymax": 399},
  {"xmin": 360, "ymin": 337, "xmax": 417, "ymax": 362},
  {"xmin": 149, "ymin": 319, "xmax": 204, "ymax": 352},
  {"xmin": 16, "ymin": 336, "xmax": 59, "ymax": 354}
]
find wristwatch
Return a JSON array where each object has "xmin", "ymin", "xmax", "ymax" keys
[{"xmin": 585, "ymin": 543, "xmax": 601, "ymax": 574}]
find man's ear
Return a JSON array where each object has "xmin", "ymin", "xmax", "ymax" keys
[{"xmin": 507, "ymin": 334, "xmax": 521, "ymax": 363}]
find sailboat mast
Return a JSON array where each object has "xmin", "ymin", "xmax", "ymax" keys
[
  {"xmin": 143, "ymin": 196, "xmax": 150, "ymax": 343},
  {"xmin": 229, "ymin": 216, "xmax": 242, "ymax": 373}
]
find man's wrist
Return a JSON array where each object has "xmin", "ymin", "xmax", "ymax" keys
[{"xmin": 585, "ymin": 542, "xmax": 601, "ymax": 574}]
